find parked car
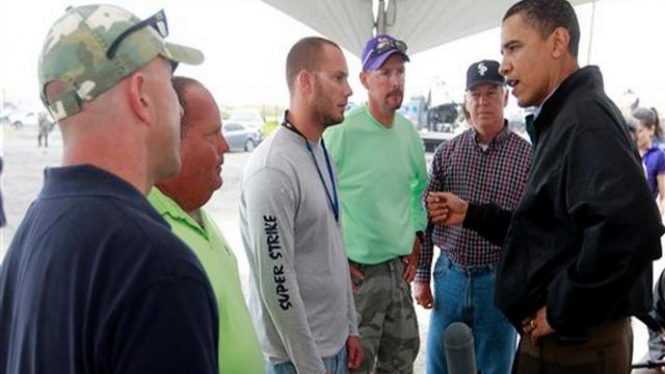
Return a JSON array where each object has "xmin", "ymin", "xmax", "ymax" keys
[
  {"xmin": 0, "ymin": 112, "xmax": 10, "ymax": 127},
  {"xmin": 227, "ymin": 108, "xmax": 265, "ymax": 132},
  {"xmin": 222, "ymin": 122, "xmax": 262, "ymax": 152},
  {"xmin": 6, "ymin": 111, "xmax": 40, "ymax": 130}
]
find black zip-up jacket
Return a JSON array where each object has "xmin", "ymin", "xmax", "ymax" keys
[{"xmin": 464, "ymin": 66, "xmax": 663, "ymax": 338}]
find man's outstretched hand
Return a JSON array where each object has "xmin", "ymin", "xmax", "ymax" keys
[{"xmin": 426, "ymin": 192, "xmax": 468, "ymax": 226}]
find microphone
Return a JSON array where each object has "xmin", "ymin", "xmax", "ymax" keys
[{"xmin": 444, "ymin": 322, "xmax": 478, "ymax": 374}]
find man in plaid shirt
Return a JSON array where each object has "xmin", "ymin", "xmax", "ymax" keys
[{"xmin": 414, "ymin": 60, "xmax": 532, "ymax": 374}]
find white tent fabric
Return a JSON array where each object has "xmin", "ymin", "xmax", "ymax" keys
[
  {"xmin": 263, "ymin": 0, "xmax": 375, "ymax": 57},
  {"xmin": 262, "ymin": 0, "xmax": 596, "ymax": 57}
]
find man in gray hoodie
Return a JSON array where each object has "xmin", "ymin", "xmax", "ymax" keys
[{"xmin": 240, "ymin": 36, "xmax": 364, "ymax": 374}]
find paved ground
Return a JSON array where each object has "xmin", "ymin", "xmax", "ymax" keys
[{"xmin": 0, "ymin": 125, "xmax": 660, "ymax": 372}]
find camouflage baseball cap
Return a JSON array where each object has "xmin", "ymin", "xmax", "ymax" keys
[{"xmin": 38, "ymin": 5, "xmax": 204, "ymax": 121}]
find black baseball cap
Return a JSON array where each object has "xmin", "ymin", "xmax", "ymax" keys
[{"xmin": 466, "ymin": 60, "xmax": 505, "ymax": 90}]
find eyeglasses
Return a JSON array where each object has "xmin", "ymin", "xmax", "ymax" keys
[
  {"xmin": 362, "ymin": 37, "xmax": 408, "ymax": 68},
  {"xmin": 106, "ymin": 9, "xmax": 169, "ymax": 59}
]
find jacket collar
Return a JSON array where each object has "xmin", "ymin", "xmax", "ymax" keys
[{"xmin": 528, "ymin": 66, "xmax": 604, "ymax": 146}]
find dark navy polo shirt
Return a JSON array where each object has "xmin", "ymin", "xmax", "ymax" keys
[{"xmin": 0, "ymin": 165, "xmax": 218, "ymax": 374}]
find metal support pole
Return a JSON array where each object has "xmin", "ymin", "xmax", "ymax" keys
[
  {"xmin": 587, "ymin": 0, "xmax": 596, "ymax": 65},
  {"xmin": 376, "ymin": 0, "xmax": 386, "ymax": 34}
]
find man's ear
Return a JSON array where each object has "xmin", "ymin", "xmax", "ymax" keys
[
  {"xmin": 550, "ymin": 27, "xmax": 570, "ymax": 59},
  {"xmin": 127, "ymin": 71, "xmax": 151, "ymax": 124},
  {"xmin": 297, "ymin": 69, "xmax": 313, "ymax": 94},
  {"xmin": 360, "ymin": 71, "xmax": 370, "ymax": 90}
]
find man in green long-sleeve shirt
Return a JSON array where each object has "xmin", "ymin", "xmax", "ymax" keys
[{"xmin": 323, "ymin": 34, "xmax": 428, "ymax": 374}]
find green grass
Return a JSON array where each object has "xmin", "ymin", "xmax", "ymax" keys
[{"xmin": 263, "ymin": 120, "xmax": 279, "ymax": 136}]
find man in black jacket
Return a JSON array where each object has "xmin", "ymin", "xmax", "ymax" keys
[{"xmin": 427, "ymin": 0, "xmax": 663, "ymax": 372}]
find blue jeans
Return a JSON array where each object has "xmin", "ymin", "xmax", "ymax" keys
[
  {"xmin": 266, "ymin": 346, "xmax": 348, "ymax": 374},
  {"xmin": 426, "ymin": 256, "xmax": 516, "ymax": 374}
]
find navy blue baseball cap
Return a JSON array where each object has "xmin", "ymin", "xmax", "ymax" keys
[{"xmin": 466, "ymin": 60, "xmax": 505, "ymax": 90}]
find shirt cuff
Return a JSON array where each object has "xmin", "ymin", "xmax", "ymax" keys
[{"xmin": 415, "ymin": 268, "xmax": 431, "ymax": 283}]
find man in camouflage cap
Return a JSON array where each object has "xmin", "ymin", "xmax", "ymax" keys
[
  {"xmin": 39, "ymin": 5, "xmax": 203, "ymax": 120},
  {"xmin": 0, "ymin": 5, "xmax": 219, "ymax": 374}
]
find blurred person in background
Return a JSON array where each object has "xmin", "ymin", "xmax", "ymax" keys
[
  {"xmin": 37, "ymin": 112, "xmax": 52, "ymax": 148},
  {"xmin": 634, "ymin": 107, "xmax": 665, "ymax": 214},
  {"xmin": 633, "ymin": 268, "xmax": 665, "ymax": 373}
]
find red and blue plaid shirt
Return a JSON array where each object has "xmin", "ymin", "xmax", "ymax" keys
[{"xmin": 416, "ymin": 125, "xmax": 532, "ymax": 283}]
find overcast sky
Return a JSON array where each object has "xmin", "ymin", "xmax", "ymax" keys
[{"xmin": 0, "ymin": 0, "xmax": 662, "ymax": 113}]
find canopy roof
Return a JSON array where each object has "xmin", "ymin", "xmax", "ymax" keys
[{"xmin": 263, "ymin": 0, "xmax": 596, "ymax": 56}]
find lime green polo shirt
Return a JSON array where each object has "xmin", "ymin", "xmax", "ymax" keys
[{"xmin": 149, "ymin": 188, "xmax": 265, "ymax": 374}]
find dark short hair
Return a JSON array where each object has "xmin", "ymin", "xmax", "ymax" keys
[
  {"xmin": 286, "ymin": 37, "xmax": 341, "ymax": 96},
  {"xmin": 633, "ymin": 107, "xmax": 662, "ymax": 140},
  {"xmin": 504, "ymin": 0, "xmax": 581, "ymax": 58},
  {"xmin": 172, "ymin": 76, "xmax": 205, "ymax": 137}
]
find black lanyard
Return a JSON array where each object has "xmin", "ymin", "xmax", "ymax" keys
[{"xmin": 282, "ymin": 119, "xmax": 339, "ymax": 223}]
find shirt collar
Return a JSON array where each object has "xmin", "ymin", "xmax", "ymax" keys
[
  {"xmin": 533, "ymin": 84, "xmax": 560, "ymax": 120},
  {"xmin": 470, "ymin": 119, "xmax": 511, "ymax": 150},
  {"xmin": 39, "ymin": 164, "xmax": 168, "ymax": 228},
  {"xmin": 42, "ymin": 164, "xmax": 146, "ymax": 204},
  {"xmin": 148, "ymin": 187, "xmax": 209, "ymax": 239},
  {"xmin": 643, "ymin": 146, "xmax": 661, "ymax": 159}
]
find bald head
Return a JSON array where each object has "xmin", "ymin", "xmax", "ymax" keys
[{"xmin": 47, "ymin": 57, "xmax": 183, "ymax": 195}]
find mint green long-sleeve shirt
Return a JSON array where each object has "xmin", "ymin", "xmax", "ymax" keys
[{"xmin": 323, "ymin": 105, "xmax": 428, "ymax": 264}]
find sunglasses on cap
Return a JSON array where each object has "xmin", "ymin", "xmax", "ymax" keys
[
  {"xmin": 106, "ymin": 9, "xmax": 169, "ymax": 59},
  {"xmin": 362, "ymin": 37, "xmax": 408, "ymax": 68}
]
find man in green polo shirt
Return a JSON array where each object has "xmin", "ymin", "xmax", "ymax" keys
[{"xmin": 148, "ymin": 77, "xmax": 264, "ymax": 374}]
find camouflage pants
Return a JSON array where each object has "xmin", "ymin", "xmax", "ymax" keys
[{"xmin": 350, "ymin": 258, "xmax": 419, "ymax": 374}]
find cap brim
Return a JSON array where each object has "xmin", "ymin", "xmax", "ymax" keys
[
  {"xmin": 163, "ymin": 42, "xmax": 204, "ymax": 65},
  {"xmin": 467, "ymin": 79, "xmax": 505, "ymax": 90},
  {"xmin": 365, "ymin": 49, "xmax": 410, "ymax": 70}
]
